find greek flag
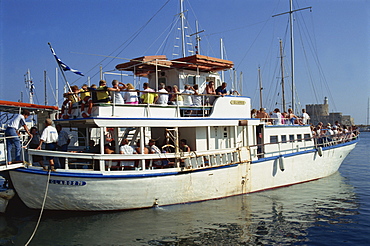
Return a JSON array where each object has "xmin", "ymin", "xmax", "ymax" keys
[{"xmin": 48, "ymin": 43, "xmax": 84, "ymax": 76}]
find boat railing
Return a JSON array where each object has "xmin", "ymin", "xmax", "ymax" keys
[
  {"xmin": 252, "ymin": 131, "xmax": 358, "ymax": 159},
  {"xmin": 27, "ymin": 147, "xmax": 247, "ymax": 171},
  {"xmin": 258, "ymin": 117, "xmax": 309, "ymax": 126},
  {"xmin": 66, "ymin": 89, "xmax": 243, "ymax": 119}
]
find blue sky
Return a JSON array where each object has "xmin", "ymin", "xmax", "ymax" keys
[{"xmin": 1, "ymin": 0, "xmax": 369, "ymax": 124}]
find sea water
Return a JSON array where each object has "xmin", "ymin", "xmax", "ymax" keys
[{"xmin": 1, "ymin": 133, "xmax": 369, "ymax": 245}]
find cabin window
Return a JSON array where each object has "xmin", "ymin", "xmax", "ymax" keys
[
  {"xmin": 223, "ymin": 127, "xmax": 228, "ymax": 138},
  {"xmin": 281, "ymin": 135, "xmax": 287, "ymax": 143},
  {"xmin": 270, "ymin": 135, "xmax": 278, "ymax": 143},
  {"xmin": 304, "ymin": 134, "xmax": 311, "ymax": 141},
  {"xmin": 187, "ymin": 75, "xmax": 196, "ymax": 85},
  {"xmin": 297, "ymin": 134, "xmax": 302, "ymax": 142},
  {"xmin": 289, "ymin": 134, "xmax": 295, "ymax": 142}
]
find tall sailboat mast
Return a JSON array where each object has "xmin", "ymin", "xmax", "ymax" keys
[
  {"xmin": 279, "ymin": 40, "xmax": 286, "ymax": 113},
  {"xmin": 180, "ymin": 0, "xmax": 186, "ymax": 58},
  {"xmin": 273, "ymin": 0, "xmax": 311, "ymax": 113},
  {"xmin": 258, "ymin": 66, "xmax": 263, "ymax": 109}
]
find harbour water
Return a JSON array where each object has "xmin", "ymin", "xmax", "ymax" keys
[{"xmin": 0, "ymin": 133, "xmax": 369, "ymax": 245}]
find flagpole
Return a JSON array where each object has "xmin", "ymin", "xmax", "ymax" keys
[{"xmin": 48, "ymin": 42, "xmax": 74, "ymax": 94}]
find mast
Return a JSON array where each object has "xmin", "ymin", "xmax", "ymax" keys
[
  {"xmin": 258, "ymin": 66, "xmax": 263, "ymax": 109},
  {"xmin": 44, "ymin": 70, "xmax": 48, "ymax": 105},
  {"xmin": 289, "ymin": 0, "xmax": 295, "ymax": 112},
  {"xmin": 180, "ymin": 0, "xmax": 186, "ymax": 57},
  {"xmin": 24, "ymin": 69, "xmax": 34, "ymax": 104},
  {"xmin": 279, "ymin": 40, "xmax": 286, "ymax": 112},
  {"xmin": 272, "ymin": 0, "xmax": 311, "ymax": 113},
  {"xmin": 220, "ymin": 38, "xmax": 224, "ymax": 82}
]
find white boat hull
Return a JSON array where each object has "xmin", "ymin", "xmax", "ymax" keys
[{"xmin": 9, "ymin": 141, "xmax": 357, "ymax": 211}]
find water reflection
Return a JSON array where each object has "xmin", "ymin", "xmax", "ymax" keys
[{"xmin": 1, "ymin": 170, "xmax": 359, "ymax": 246}]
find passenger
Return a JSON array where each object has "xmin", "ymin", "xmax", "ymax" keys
[
  {"xmin": 104, "ymin": 144, "xmax": 115, "ymax": 154},
  {"xmin": 191, "ymin": 84, "xmax": 202, "ymax": 106},
  {"xmin": 301, "ymin": 109, "xmax": 310, "ymax": 125},
  {"xmin": 251, "ymin": 109, "xmax": 257, "ymax": 118},
  {"xmin": 180, "ymin": 139, "xmax": 191, "ymax": 152},
  {"xmin": 169, "ymin": 85, "xmax": 183, "ymax": 106},
  {"xmin": 204, "ymin": 81, "xmax": 216, "ymax": 105},
  {"xmin": 135, "ymin": 141, "xmax": 149, "ymax": 154},
  {"xmin": 256, "ymin": 108, "xmax": 269, "ymax": 122},
  {"xmin": 270, "ymin": 108, "xmax": 282, "ymax": 125},
  {"xmin": 37, "ymin": 118, "xmax": 58, "ymax": 171},
  {"xmin": 182, "ymin": 84, "xmax": 194, "ymax": 106},
  {"xmin": 140, "ymin": 82, "xmax": 158, "ymax": 104},
  {"xmin": 165, "ymin": 86, "xmax": 172, "ymax": 103},
  {"xmin": 96, "ymin": 80, "xmax": 120, "ymax": 103},
  {"xmin": 80, "ymin": 80, "xmax": 120, "ymax": 118},
  {"xmin": 156, "ymin": 83, "xmax": 169, "ymax": 105},
  {"xmin": 281, "ymin": 111, "xmax": 288, "ymax": 124},
  {"xmin": 148, "ymin": 139, "xmax": 161, "ymax": 154},
  {"xmin": 5, "ymin": 109, "xmax": 32, "ymax": 165},
  {"xmin": 80, "ymin": 84, "xmax": 91, "ymax": 102},
  {"xmin": 148, "ymin": 139, "xmax": 162, "ymax": 167},
  {"xmin": 123, "ymin": 83, "xmax": 139, "ymax": 104},
  {"xmin": 85, "ymin": 140, "xmax": 100, "ymax": 153},
  {"xmin": 28, "ymin": 127, "xmax": 43, "ymax": 164},
  {"xmin": 111, "ymin": 80, "xmax": 126, "ymax": 104},
  {"xmin": 60, "ymin": 85, "xmax": 80, "ymax": 119},
  {"xmin": 56, "ymin": 124, "xmax": 71, "ymax": 169},
  {"xmin": 216, "ymin": 82, "xmax": 228, "ymax": 96},
  {"xmin": 119, "ymin": 139, "xmax": 135, "ymax": 168},
  {"xmin": 287, "ymin": 108, "xmax": 298, "ymax": 125}
]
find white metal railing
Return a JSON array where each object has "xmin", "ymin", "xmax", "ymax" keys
[{"xmin": 27, "ymin": 147, "xmax": 243, "ymax": 171}]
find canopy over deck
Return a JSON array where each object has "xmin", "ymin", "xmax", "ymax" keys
[
  {"xmin": 0, "ymin": 100, "xmax": 58, "ymax": 114},
  {"xmin": 115, "ymin": 54, "xmax": 234, "ymax": 77}
]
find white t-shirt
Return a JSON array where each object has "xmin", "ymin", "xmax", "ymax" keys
[
  {"xmin": 123, "ymin": 90, "xmax": 138, "ymax": 103},
  {"xmin": 119, "ymin": 144, "xmax": 135, "ymax": 167},
  {"xmin": 182, "ymin": 89, "xmax": 194, "ymax": 106},
  {"xmin": 40, "ymin": 126, "xmax": 58, "ymax": 143},
  {"xmin": 156, "ymin": 88, "xmax": 168, "ymax": 105},
  {"xmin": 302, "ymin": 112, "xmax": 310, "ymax": 125},
  {"xmin": 8, "ymin": 114, "xmax": 26, "ymax": 130},
  {"xmin": 112, "ymin": 91, "xmax": 124, "ymax": 104},
  {"xmin": 192, "ymin": 90, "xmax": 202, "ymax": 106}
]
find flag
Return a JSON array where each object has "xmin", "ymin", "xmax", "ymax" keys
[{"xmin": 48, "ymin": 43, "xmax": 84, "ymax": 76}]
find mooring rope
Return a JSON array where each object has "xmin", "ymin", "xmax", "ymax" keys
[{"xmin": 25, "ymin": 170, "xmax": 51, "ymax": 246}]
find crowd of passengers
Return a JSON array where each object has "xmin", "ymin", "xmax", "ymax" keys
[
  {"xmin": 252, "ymin": 107, "xmax": 359, "ymax": 145},
  {"xmin": 311, "ymin": 121, "xmax": 359, "ymax": 145},
  {"xmin": 60, "ymin": 80, "xmax": 235, "ymax": 119},
  {"xmin": 87, "ymin": 137, "xmax": 192, "ymax": 170},
  {"xmin": 251, "ymin": 107, "xmax": 311, "ymax": 125}
]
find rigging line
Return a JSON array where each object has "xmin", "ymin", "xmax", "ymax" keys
[
  {"xmin": 296, "ymin": 20, "xmax": 320, "ymax": 105},
  {"xmin": 25, "ymin": 170, "xmax": 52, "ymax": 246},
  {"xmin": 204, "ymin": 20, "xmax": 269, "ymax": 38},
  {"xmin": 84, "ymin": 0, "xmax": 172, "ymax": 80},
  {"xmin": 153, "ymin": 17, "xmax": 179, "ymax": 55},
  {"xmin": 235, "ymin": 18, "xmax": 272, "ymax": 70}
]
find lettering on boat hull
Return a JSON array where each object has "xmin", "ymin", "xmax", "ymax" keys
[{"xmin": 49, "ymin": 179, "xmax": 87, "ymax": 186}]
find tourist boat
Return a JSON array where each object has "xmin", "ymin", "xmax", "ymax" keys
[
  {"xmin": 7, "ymin": 54, "xmax": 358, "ymax": 211},
  {"xmin": 7, "ymin": 1, "xmax": 358, "ymax": 211}
]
